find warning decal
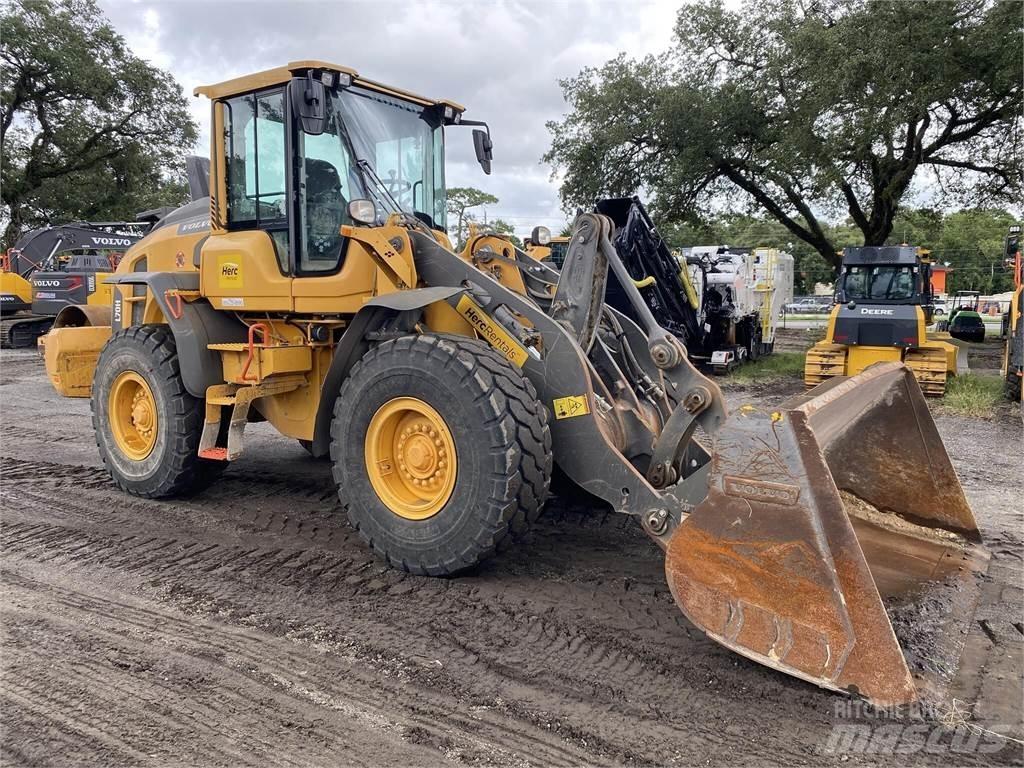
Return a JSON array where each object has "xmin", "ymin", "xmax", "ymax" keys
[{"xmin": 553, "ymin": 395, "xmax": 590, "ymax": 420}]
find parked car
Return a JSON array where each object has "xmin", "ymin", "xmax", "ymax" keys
[
  {"xmin": 784, "ymin": 297, "xmax": 832, "ymax": 314},
  {"xmin": 932, "ymin": 298, "xmax": 947, "ymax": 316},
  {"xmin": 949, "ymin": 311, "xmax": 986, "ymax": 343}
]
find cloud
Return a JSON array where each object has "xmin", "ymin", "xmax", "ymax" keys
[{"xmin": 98, "ymin": 0, "xmax": 682, "ymax": 236}]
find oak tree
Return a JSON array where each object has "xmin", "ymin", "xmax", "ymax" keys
[
  {"xmin": 546, "ymin": 0, "xmax": 1022, "ymax": 269},
  {"xmin": 1, "ymin": 0, "xmax": 198, "ymax": 247}
]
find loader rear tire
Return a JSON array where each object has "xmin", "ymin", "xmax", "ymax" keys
[
  {"xmin": 92, "ymin": 325, "xmax": 222, "ymax": 498},
  {"xmin": 331, "ymin": 334, "xmax": 552, "ymax": 575}
]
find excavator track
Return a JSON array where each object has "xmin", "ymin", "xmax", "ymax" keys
[
  {"xmin": 904, "ymin": 346, "xmax": 948, "ymax": 397},
  {"xmin": 1, "ymin": 315, "xmax": 54, "ymax": 349},
  {"xmin": 803, "ymin": 342, "xmax": 846, "ymax": 388}
]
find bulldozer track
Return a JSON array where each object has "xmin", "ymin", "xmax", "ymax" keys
[
  {"xmin": 905, "ymin": 347, "xmax": 949, "ymax": 397},
  {"xmin": 805, "ymin": 343, "xmax": 950, "ymax": 396},
  {"xmin": 803, "ymin": 343, "xmax": 847, "ymax": 388}
]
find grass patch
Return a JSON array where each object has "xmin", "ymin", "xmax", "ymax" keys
[
  {"xmin": 938, "ymin": 373, "xmax": 1004, "ymax": 418},
  {"xmin": 726, "ymin": 352, "xmax": 806, "ymax": 385}
]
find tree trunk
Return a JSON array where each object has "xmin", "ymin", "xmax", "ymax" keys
[{"xmin": 2, "ymin": 203, "xmax": 26, "ymax": 251}]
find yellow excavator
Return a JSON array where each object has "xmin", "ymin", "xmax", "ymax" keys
[
  {"xmin": 805, "ymin": 246, "xmax": 959, "ymax": 396},
  {"xmin": 39, "ymin": 61, "xmax": 988, "ymax": 708},
  {"xmin": 0, "ymin": 223, "xmax": 143, "ymax": 347}
]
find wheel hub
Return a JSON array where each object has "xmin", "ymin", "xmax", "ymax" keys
[
  {"xmin": 365, "ymin": 398, "xmax": 457, "ymax": 520},
  {"xmin": 108, "ymin": 370, "xmax": 158, "ymax": 460}
]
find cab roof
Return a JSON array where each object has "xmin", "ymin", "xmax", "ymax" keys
[
  {"xmin": 842, "ymin": 245, "xmax": 920, "ymax": 267},
  {"xmin": 194, "ymin": 60, "xmax": 465, "ymax": 114}
]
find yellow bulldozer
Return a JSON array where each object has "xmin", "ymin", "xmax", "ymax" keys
[
  {"xmin": 805, "ymin": 246, "xmax": 960, "ymax": 396},
  {"xmin": 40, "ymin": 62, "xmax": 989, "ymax": 708}
]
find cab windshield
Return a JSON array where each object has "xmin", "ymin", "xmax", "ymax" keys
[
  {"xmin": 339, "ymin": 86, "xmax": 446, "ymax": 229},
  {"xmin": 548, "ymin": 240, "xmax": 568, "ymax": 269},
  {"xmin": 843, "ymin": 266, "xmax": 918, "ymax": 301}
]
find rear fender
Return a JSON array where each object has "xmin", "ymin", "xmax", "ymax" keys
[{"xmin": 107, "ymin": 272, "xmax": 246, "ymax": 397}]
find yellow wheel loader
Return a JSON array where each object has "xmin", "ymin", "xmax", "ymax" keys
[
  {"xmin": 40, "ymin": 62, "xmax": 988, "ymax": 708},
  {"xmin": 805, "ymin": 246, "xmax": 959, "ymax": 396},
  {"xmin": 523, "ymin": 226, "xmax": 569, "ymax": 268}
]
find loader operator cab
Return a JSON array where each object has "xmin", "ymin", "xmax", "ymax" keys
[{"xmin": 205, "ymin": 62, "xmax": 493, "ymax": 287}]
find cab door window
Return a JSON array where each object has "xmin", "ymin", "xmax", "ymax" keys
[
  {"xmin": 224, "ymin": 89, "xmax": 289, "ymax": 271},
  {"xmin": 296, "ymin": 98, "xmax": 358, "ymax": 274}
]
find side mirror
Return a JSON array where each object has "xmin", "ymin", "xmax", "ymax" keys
[
  {"xmin": 348, "ymin": 199, "xmax": 376, "ymax": 225},
  {"xmin": 530, "ymin": 226, "xmax": 551, "ymax": 246},
  {"xmin": 472, "ymin": 128, "xmax": 493, "ymax": 175},
  {"xmin": 291, "ymin": 74, "xmax": 327, "ymax": 135}
]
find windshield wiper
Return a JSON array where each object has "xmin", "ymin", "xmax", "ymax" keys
[
  {"xmin": 329, "ymin": 105, "xmax": 399, "ymax": 220},
  {"xmin": 357, "ymin": 159, "xmax": 403, "ymax": 215}
]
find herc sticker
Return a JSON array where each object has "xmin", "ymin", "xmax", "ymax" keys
[
  {"xmin": 553, "ymin": 395, "xmax": 590, "ymax": 420},
  {"xmin": 456, "ymin": 295, "xmax": 528, "ymax": 367},
  {"xmin": 218, "ymin": 256, "xmax": 242, "ymax": 288}
]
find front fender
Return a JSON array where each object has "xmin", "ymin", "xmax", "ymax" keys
[{"xmin": 310, "ymin": 286, "xmax": 465, "ymax": 457}]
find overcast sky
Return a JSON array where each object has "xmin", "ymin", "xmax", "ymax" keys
[{"xmin": 98, "ymin": 0, "xmax": 686, "ymax": 239}]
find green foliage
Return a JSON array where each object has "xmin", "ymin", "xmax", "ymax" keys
[
  {"xmin": 546, "ymin": 0, "xmax": 1022, "ymax": 269},
  {"xmin": 659, "ymin": 207, "xmax": 1018, "ymax": 294},
  {"xmin": 725, "ymin": 352, "xmax": 806, "ymax": 385},
  {"xmin": 446, "ymin": 186, "xmax": 498, "ymax": 248},
  {"xmin": 488, "ymin": 218, "xmax": 523, "ymax": 248},
  {"xmin": 1, "ymin": 0, "xmax": 198, "ymax": 248},
  {"xmin": 939, "ymin": 373, "xmax": 1004, "ymax": 418},
  {"xmin": 893, "ymin": 208, "xmax": 1019, "ymax": 293}
]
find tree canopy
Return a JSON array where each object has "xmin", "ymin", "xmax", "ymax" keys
[
  {"xmin": 487, "ymin": 218, "xmax": 524, "ymax": 249},
  {"xmin": 545, "ymin": 0, "xmax": 1022, "ymax": 269},
  {"xmin": 1, "ymin": 0, "xmax": 198, "ymax": 248},
  {"xmin": 446, "ymin": 187, "xmax": 498, "ymax": 248},
  {"xmin": 660, "ymin": 207, "xmax": 1018, "ymax": 294}
]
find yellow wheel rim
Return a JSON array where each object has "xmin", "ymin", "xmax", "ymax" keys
[
  {"xmin": 108, "ymin": 371, "xmax": 158, "ymax": 461},
  {"xmin": 365, "ymin": 397, "xmax": 457, "ymax": 520}
]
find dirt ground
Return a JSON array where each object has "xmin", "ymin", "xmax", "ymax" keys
[{"xmin": 1, "ymin": 332, "xmax": 1022, "ymax": 767}]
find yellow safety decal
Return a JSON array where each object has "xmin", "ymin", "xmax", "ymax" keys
[
  {"xmin": 218, "ymin": 256, "xmax": 242, "ymax": 288},
  {"xmin": 553, "ymin": 395, "xmax": 590, "ymax": 420},
  {"xmin": 456, "ymin": 295, "xmax": 528, "ymax": 367}
]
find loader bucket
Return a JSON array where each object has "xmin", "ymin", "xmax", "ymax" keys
[{"xmin": 665, "ymin": 362, "xmax": 989, "ymax": 707}]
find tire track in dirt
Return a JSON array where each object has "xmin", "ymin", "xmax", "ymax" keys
[
  {"xmin": 2, "ymin": 565, "xmax": 603, "ymax": 767},
  {"xmin": 0, "ymin": 484, "xmax": 920, "ymax": 767},
  {"xmin": 3, "ymin": 393, "xmax": 1022, "ymax": 765}
]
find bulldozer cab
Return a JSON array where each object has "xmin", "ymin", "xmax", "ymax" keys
[{"xmin": 836, "ymin": 246, "xmax": 930, "ymax": 307}]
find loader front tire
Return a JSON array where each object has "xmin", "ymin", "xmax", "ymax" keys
[
  {"xmin": 92, "ymin": 325, "xmax": 221, "ymax": 498},
  {"xmin": 332, "ymin": 334, "xmax": 552, "ymax": 575}
]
